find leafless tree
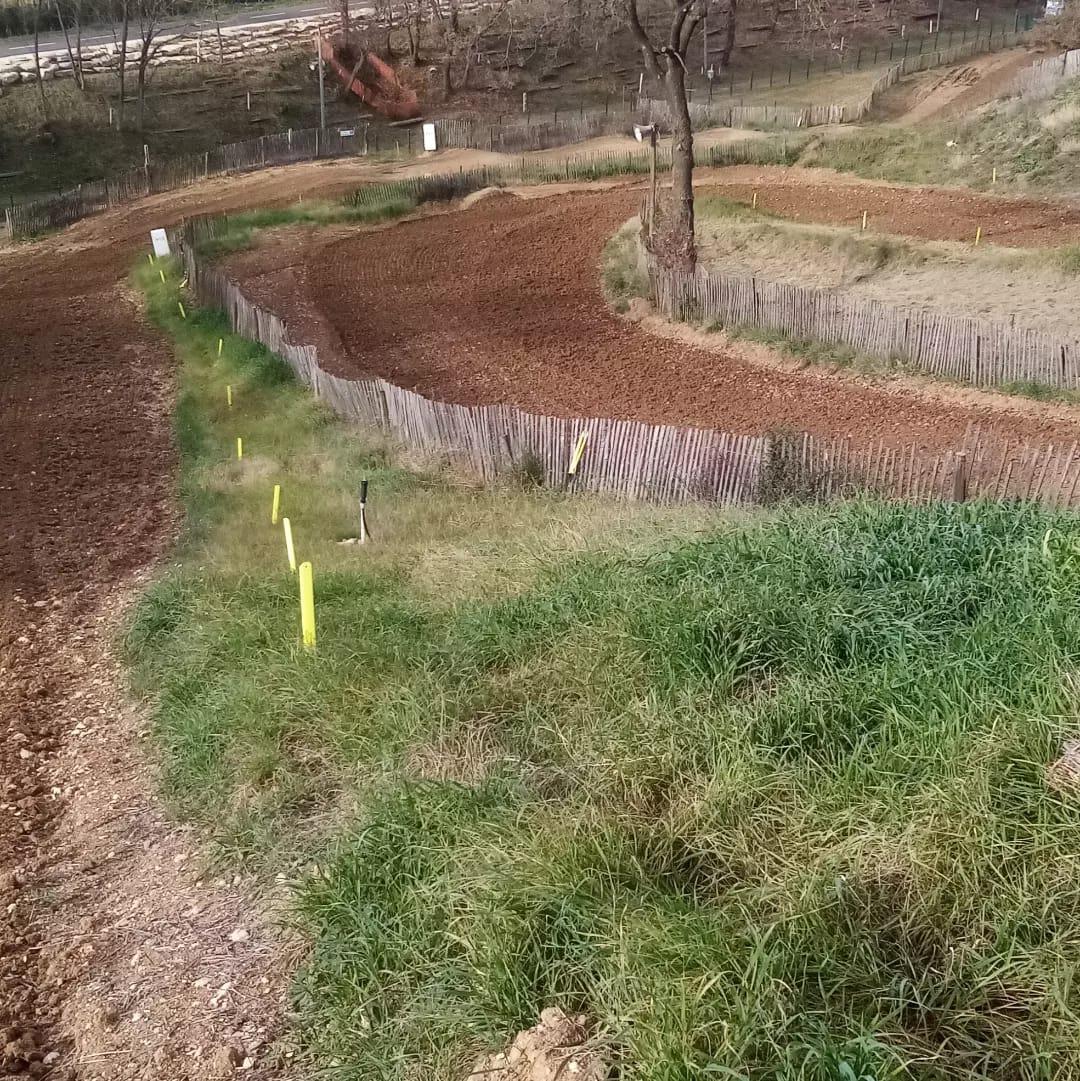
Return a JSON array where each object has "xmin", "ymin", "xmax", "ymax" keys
[
  {"xmin": 133, "ymin": 0, "xmax": 172, "ymax": 130},
  {"xmin": 112, "ymin": 0, "xmax": 131, "ymax": 128},
  {"xmin": 33, "ymin": 0, "xmax": 47, "ymax": 115},
  {"xmin": 626, "ymin": 0, "xmax": 710, "ymax": 270},
  {"xmin": 56, "ymin": 0, "xmax": 87, "ymax": 90},
  {"xmin": 429, "ymin": 0, "xmax": 512, "ymax": 99}
]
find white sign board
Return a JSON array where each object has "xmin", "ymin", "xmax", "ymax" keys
[
  {"xmin": 422, "ymin": 122, "xmax": 437, "ymax": 152},
  {"xmin": 339, "ymin": 128, "xmax": 356, "ymax": 137},
  {"xmin": 150, "ymin": 228, "xmax": 171, "ymax": 258}
]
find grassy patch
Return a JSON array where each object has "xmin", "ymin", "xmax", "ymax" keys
[
  {"xmin": 801, "ymin": 74, "xmax": 1080, "ymax": 193},
  {"xmin": 601, "ymin": 220, "xmax": 650, "ymax": 310},
  {"xmin": 132, "ymin": 255, "xmax": 1080, "ymax": 1080},
  {"xmin": 193, "ymin": 197, "xmax": 417, "ymax": 258}
]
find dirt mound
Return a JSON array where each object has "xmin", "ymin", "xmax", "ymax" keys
[
  {"xmin": 467, "ymin": 1008, "xmax": 607, "ymax": 1081},
  {"xmin": 461, "ymin": 186, "xmax": 520, "ymax": 209}
]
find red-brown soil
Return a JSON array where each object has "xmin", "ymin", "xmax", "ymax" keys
[{"xmin": 225, "ymin": 180, "xmax": 1080, "ymax": 457}]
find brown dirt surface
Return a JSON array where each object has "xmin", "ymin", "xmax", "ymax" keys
[
  {"xmin": 225, "ymin": 180, "xmax": 1080, "ymax": 456},
  {"xmin": 882, "ymin": 46, "xmax": 1042, "ymax": 125}
]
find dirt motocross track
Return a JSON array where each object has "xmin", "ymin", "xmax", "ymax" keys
[
  {"xmin": 228, "ymin": 173, "xmax": 1080, "ymax": 456},
  {"xmin": 5, "ymin": 148, "xmax": 1080, "ymax": 1079}
]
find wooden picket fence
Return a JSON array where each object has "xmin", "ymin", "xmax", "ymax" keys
[
  {"xmin": 177, "ymin": 211, "xmax": 1080, "ymax": 512},
  {"xmin": 652, "ymin": 261, "xmax": 1080, "ymax": 391}
]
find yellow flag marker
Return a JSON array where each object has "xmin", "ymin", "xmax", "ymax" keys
[
  {"xmin": 217, "ymin": 338, "xmax": 223, "ymax": 358},
  {"xmin": 147, "ymin": 252, "xmax": 154, "ymax": 265},
  {"xmin": 226, "ymin": 385, "xmax": 233, "ymax": 408},
  {"xmin": 159, "ymin": 269, "xmax": 166, "ymax": 283},
  {"xmin": 283, "ymin": 517, "xmax": 297, "ymax": 572},
  {"xmin": 752, "ymin": 191, "xmax": 758, "ymax": 210},
  {"xmin": 236, "ymin": 437, "xmax": 243, "ymax": 460},
  {"xmin": 568, "ymin": 430, "xmax": 590, "ymax": 476},
  {"xmin": 299, "ymin": 561, "xmax": 316, "ymax": 651},
  {"xmin": 861, "ymin": 210, "xmax": 868, "ymax": 231},
  {"xmin": 974, "ymin": 226, "xmax": 982, "ymax": 247},
  {"xmin": 991, "ymin": 167, "xmax": 997, "ymax": 185},
  {"xmin": 271, "ymin": 484, "xmax": 281, "ymax": 525},
  {"xmin": 178, "ymin": 301, "xmax": 187, "ymax": 320}
]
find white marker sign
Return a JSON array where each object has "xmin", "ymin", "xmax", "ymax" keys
[
  {"xmin": 150, "ymin": 228, "xmax": 171, "ymax": 258},
  {"xmin": 422, "ymin": 123, "xmax": 437, "ymax": 152}
]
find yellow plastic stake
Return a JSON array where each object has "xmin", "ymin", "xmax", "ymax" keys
[
  {"xmin": 974, "ymin": 226, "xmax": 982, "ymax": 247},
  {"xmin": 147, "ymin": 252, "xmax": 154, "ymax": 265},
  {"xmin": 217, "ymin": 338, "xmax": 223, "ymax": 358},
  {"xmin": 752, "ymin": 191, "xmax": 758, "ymax": 210},
  {"xmin": 283, "ymin": 517, "xmax": 297, "ymax": 573},
  {"xmin": 861, "ymin": 210, "xmax": 868, "ymax": 231},
  {"xmin": 226, "ymin": 385, "xmax": 233, "ymax": 408},
  {"xmin": 992, "ymin": 167, "xmax": 997, "ymax": 185},
  {"xmin": 159, "ymin": 269, "xmax": 166, "ymax": 283},
  {"xmin": 299, "ymin": 561, "xmax": 316, "ymax": 651},
  {"xmin": 178, "ymin": 301, "xmax": 187, "ymax": 320},
  {"xmin": 568, "ymin": 430, "xmax": 590, "ymax": 476},
  {"xmin": 236, "ymin": 437, "xmax": 243, "ymax": 460},
  {"xmin": 271, "ymin": 484, "xmax": 281, "ymax": 525}
]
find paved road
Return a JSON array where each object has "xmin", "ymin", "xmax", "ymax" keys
[{"xmin": 0, "ymin": 0, "xmax": 340, "ymax": 61}]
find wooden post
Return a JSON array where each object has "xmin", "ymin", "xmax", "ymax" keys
[
  {"xmin": 649, "ymin": 127, "xmax": 657, "ymax": 240},
  {"xmin": 953, "ymin": 451, "xmax": 969, "ymax": 502}
]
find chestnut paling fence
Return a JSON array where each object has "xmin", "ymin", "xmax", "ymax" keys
[
  {"xmin": 650, "ymin": 263, "xmax": 1080, "ymax": 391},
  {"xmin": 179, "ymin": 209, "xmax": 1080, "ymax": 510},
  {"xmin": 2, "ymin": 25, "xmax": 1029, "ymax": 241}
]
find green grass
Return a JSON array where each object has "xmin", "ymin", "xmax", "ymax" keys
[
  {"xmin": 800, "ymin": 75, "xmax": 1080, "ymax": 193},
  {"xmin": 131, "ymin": 257, "xmax": 1080, "ymax": 1080},
  {"xmin": 193, "ymin": 198, "xmax": 417, "ymax": 258}
]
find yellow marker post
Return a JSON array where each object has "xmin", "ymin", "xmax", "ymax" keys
[
  {"xmin": 992, "ymin": 167, "xmax": 997, "ymax": 185},
  {"xmin": 861, "ymin": 210, "xmax": 868, "ymax": 231},
  {"xmin": 178, "ymin": 301, "xmax": 187, "ymax": 320},
  {"xmin": 568, "ymin": 430, "xmax": 590, "ymax": 477},
  {"xmin": 271, "ymin": 484, "xmax": 281, "ymax": 525},
  {"xmin": 217, "ymin": 338, "xmax": 223, "ymax": 358},
  {"xmin": 159, "ymin": 269, "xmax": 166, "ymax": 283},
  {"xmin": 752, "ymin": 191, "xmax": 758, "ymax": 210},
  {"xmin": 299, "ymin": 562, "xmax": 316, "ymax": 651},
  {"xmin": 974, "ymin": 226, "xmax": 982, "ymax": 247},
  {"xmin": 236, "ymin": 437, "xmax": 243, "ymax": 460},
  {"xmin": 226, "ymin": 385, "xmax": 233, "ymax": 408},
  {"xmin": 147, "ymin": 252, "xmax": 155, "ymax": 265},
  {"xmin": 283, "ymin": 517, "xmax": 297, "ymax": 573}
]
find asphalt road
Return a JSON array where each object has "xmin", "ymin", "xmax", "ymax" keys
[{"xmin": 0, "ymin": 0, "xmax": 338, "ymax": 61}]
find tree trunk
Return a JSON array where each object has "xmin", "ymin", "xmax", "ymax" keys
[
  {"xmin": 660, "ymin": 59, "xmax": 695, "ymax": 270},
  {"xmin": 720, "ymin": 0, "xmax": 737, "ymax": 69},
  {"xmin": 442, "ymin": 52, "xmax": 452, "ymax": 99},
  {"xmin": 118, "ymin": 1, "xmax": 130, "ymax": 129},
  {"xmin": 408, "ymin": 13, "xmax": 421, "ymax": 63},
  {"xmin": 56, "ymin": 1, "xmax": 85, "ymax": 90},
  {"xmin": 33, "ymin": 0, "xmax": 47, "ymax": 115},
  {"xmin": 137, "ymin": 53, "xmax": 148, "ymax": 131}
]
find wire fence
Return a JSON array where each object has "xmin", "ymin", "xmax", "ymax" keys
[
  {"xmin": 2, "ymin": 19, "xmax": 1031, "ymax": 241},
  {"xmin": 176, "ymin": 207, "xmax": 1080, "ymax": 513}
]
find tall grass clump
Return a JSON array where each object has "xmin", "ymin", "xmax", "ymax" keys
[{"xmin": 133, "ymin": 260, "xmax": 1080, "ymax": 1081}]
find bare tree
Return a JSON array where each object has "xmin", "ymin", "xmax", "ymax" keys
[
  {"xmin": 133, "ymin": 0, "xmax": 171, "ymax": 130},
  {"xmin": 113, "ymin": 0, "xmax": 131, "ymax": 128},
  {"xmin": 626, "ymin": 0, "xmax": 708, "ymax": 270},
  {"xmin": 33, "ymin": 0, "xmax": 47, "ymax": 115},
  {"xmin": 56, "ymin": 0, "xmax": 87, "ymax": 90}
]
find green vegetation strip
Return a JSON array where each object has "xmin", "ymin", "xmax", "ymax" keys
[{"xmin": 133, "ymin": 242, "xmax": 1080, "ymax": 1080}]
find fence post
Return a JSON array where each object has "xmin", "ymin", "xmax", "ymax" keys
[{"xmin": 953, "ymin": 451, "xmax": 969, "ymax": 502}]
